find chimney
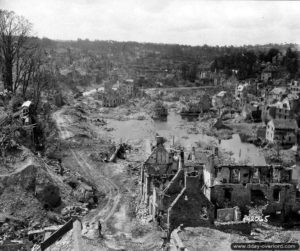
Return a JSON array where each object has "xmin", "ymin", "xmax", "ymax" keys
[
  {"xmin": 192, "ymin": 146, "xmax": 196, "ymax": 161},
  {"xmin": 156, "ymin": 136, "xmax": 164, "ymax": 146},
  {"xmin": 180, "ymin": 149, "xmax": 184, "ymax": 165}
]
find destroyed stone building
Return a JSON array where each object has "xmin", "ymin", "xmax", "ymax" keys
[
  {"xmin": 242, "ymin": 102, "xmax": 262, "ymax": 122},
  {"xmin": 141, "ymin": 136, "xmax": 300, "ymax": 238},
  {"xmin": 289, "ymin": 80, "xmax": 300, "ymax": 95},
  {"xmin": 151, "ymin": 101, "xmax": 168, "ymax": 119},
  {"xmin": 262, "ymin": 98, "xmax": 294, "ymax": 123},
  {"xmin": 203, "ymin": 154, "xmax": 300, "ymax": 221},
  {"xmin": 121, "ymin": 79, "xmax": 138, "ymax": 97},
  {"xmin": 102, "ymin": 91, "xmax": 124, "ymax": 107},
  {"xmin": 99, "ymin": 78, "xmax": 141, "ymax": 107},
  {"xmin": 101, "ymin": 81, "xmax": 124, "ymax": 107},
  {"xmin": 265, "ymin": 119, "xmax": 298, "ymax": 145},
  {"xmin": 141, "ymin": 137, "xmax": 214, "ymax": 235}
]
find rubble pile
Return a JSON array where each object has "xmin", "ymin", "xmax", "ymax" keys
[
  {"xmin": 0, "ymin": 145, "xmax": 101, "ymax": 245},
  {"xmin": 90, "ymin": 118, "xmax": 107, "ymax": 126},
  {"xmin": 262, "ymin": 146, "xmax": 296, "ymax": 166},
  {"xmin": 135, "ymin": 203, "xmax": 152, "ymax": 223},
  {"xmin": 126, "ymin": 163, "xmax": 140, "ymax": 176},
  {"xmin": 0, "ymin": 217, "xmax": 27, "ymax": 243},
  {"xmin": 89, "ymin": 152, "xmax": 110, "ymax": 162},
  {"xmin": 61, "ymin": 205, "xmax": 89, "ymax": 219}
]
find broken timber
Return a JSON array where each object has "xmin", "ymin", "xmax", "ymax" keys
[
  {"xmin": 40, "ymin": 218, "xmax": 75, "ymax": 251},
  {"xmin": 109, "ymin": 145, "xmax": 121, "ymax": 162}
]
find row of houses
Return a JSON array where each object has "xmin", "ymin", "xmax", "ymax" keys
[
  {"xmin": 262, "ymin": 83, "xmax": 300, "ymax": 145},
  {"xmin": 140, "ymin": 136, "xmax": 300, "ymax": 241},
  {"xmin": 229, "ymin": 78, "xmax": 300, "ymax": 145}
]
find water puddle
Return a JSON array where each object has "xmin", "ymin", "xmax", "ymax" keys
[{"xmin": 108, "ymin": 111, "xmax": 266, "ymax": 165}]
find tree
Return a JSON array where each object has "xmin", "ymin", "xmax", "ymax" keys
[
  {"xmin": 0, "ymin": 10, "xmax": 33, "ymax": 93},
  {"xmin": 285, "ymin": 47, "xmax": 298, "ymax": 77},
  {"xmin": 181, "ymin": 63, "xmax": 189, "ymax": 80},
  {"xmin": 188, "ymin": 63, "xmax": 198, "ymax": 82},
  {"xmin": 265, "ymin": 48, "xmax": 279, "ymax": 63}
]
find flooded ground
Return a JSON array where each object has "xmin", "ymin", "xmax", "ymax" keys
[{"xmin": 107, "ymin": 110, "xmax": 266, "ymax": 165}]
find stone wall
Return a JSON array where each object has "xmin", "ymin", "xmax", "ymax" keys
[
  {"xmin": 167, "ymin": 173, "xmax": 214, "ymax": 231},
  {"xmin": 168, "ymin": 188, "xmax": 214, "ymax": 231},
  {"xmin": 217, "ymin": 208, "xmax": 235, "ymax": 222},
  {"xmin": 211, "ymin": 183, "xmax": 300, "ymax": 215}
]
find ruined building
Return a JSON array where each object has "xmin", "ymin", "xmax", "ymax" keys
[
  {"xmin": 151, "ymin": 101, "xmax": 168, "ymax": 120},
  {"xmin": 203, "ymin": 155, "xmax": 300, "ymax": 221},
  {"xmin": 141, "ymin": 137, "xmax": 300, "ymax": 237},
  {"xmin": 265, "ymin": 119, "xmax": 298, "ymax": 145},
  {"xmin": 141, "ymin": 137, "xmax": 214, "ymax": 235},
  {"xmin": 102, "ymin": 81, "xmax": 124, "ymax": 107}
]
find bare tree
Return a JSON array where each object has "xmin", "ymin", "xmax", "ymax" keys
[
  {"xmin": 24, "ymin": 49, "xmax": 57, "ymax": 111},
  {"xmin": 0, "ymin": 10, "xmax": 33, "ymax": 93}
]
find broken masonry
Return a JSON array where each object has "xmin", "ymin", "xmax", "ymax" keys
[{"xmin": 140, "ymin": 136, "xmax": 300, "ymax": 237}]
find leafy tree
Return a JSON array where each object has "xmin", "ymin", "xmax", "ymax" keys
[
  {"xmin": 188, "ymin": 63, "xmax": 198, "ymax": 82},
  {"xmin": 212, "ymin": 50, "xmax": 258, "ymax": 80},
  {"xmin": 181, "ymin": 63, "xmax": 189, "ymax": 80},
  {"xmin": 285, "ymin": 47, "xmax": 298, "ymax": 77},
  {"xmin": 265, "ymin": 48, "xmax": 279, "ymax": 62}
]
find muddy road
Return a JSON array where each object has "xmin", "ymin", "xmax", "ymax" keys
[{"xmin": 53, "ymin": 107, "xmax": 162, "ymax": 250}]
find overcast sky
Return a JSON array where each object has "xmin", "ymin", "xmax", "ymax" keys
[{"xmin": 1, "ymin": 0, "xmax": 300, "ymax": 46}]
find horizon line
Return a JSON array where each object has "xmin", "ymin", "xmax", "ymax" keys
[{"xmin": 38, "ymin": 37, "xmax": 299, "ymax": 49}]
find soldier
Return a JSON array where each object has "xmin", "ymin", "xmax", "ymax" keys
[
  {"xmin": 58, "ymin": 159, "xmax": 64, "ymax": 176},
  {"xmin": 98, "ymin": 220, "xmax": 102, "ymax": 237}
]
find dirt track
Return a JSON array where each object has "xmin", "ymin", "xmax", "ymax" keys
[
  {"xmin": 53, "ymin": 110, "xmax": 121, "ymax": 224},
  {"xmin": 53, "ymin": 107, "xmax": 163, "ymax": 250}
]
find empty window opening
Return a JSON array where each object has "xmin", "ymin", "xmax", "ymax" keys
[
  {"xmin": 273, "ymin": 188, "xmax": 280, "ymax": 202},
  {"xmin": 251, "ymin": 189, "xmax": 266, "ymax": 205},
  {"xmin": 296, "ymin": 191, "xmax": 300, "ymax": 201},
  {"xmin": 224, "ymin": 188, "xmax": 232, "ymax": 201},
  {"xmin": 232, "ymin": 169, "xmax": 239, "ymax": 183},
  {"xmin": 221, "ymin": 177, "xmax": 227, "ymax": 183},
  {"xmin": 200, "ymin": 206, "xmax": 208, "ymax": 220}
]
